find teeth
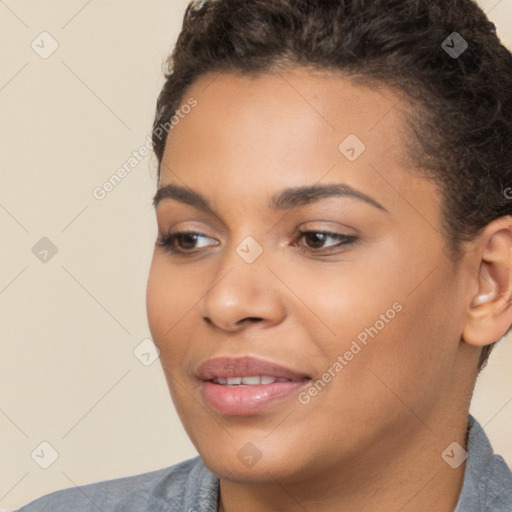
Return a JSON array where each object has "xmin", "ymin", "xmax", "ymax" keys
[
  {"xmin": 213, "ymin": 376, "xmax": 290, "ymax": 386},
  {"xmin": 241, "ymin": 376, "xmax": 261, "ymax": 385}
]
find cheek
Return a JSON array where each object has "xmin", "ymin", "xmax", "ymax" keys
[
  {"xmin": 146, "ymin": 255, "xmax": 197, "ymax": 356},
  {"xmin": 146, "ymin": 257, "xmax": 169, "ymax": 340},
  {"xmin": 276, "ymin": 257, "xmax": 403, "ymax": 343},
  {"xmin": 345, "ymin": 268, "xmax": 463, "ymax": 412},
  {"xmin": 294, "ymin": 251, "xmax": 456, "ymax": 399}
]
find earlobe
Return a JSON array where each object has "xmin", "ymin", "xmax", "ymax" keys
[{"xmin": 462, "ymin": 217, "xmax": 512, "ymax": 348}]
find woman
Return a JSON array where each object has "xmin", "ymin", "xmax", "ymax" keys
[{"xmin": 18, "ymin": 0, "xmax": 512, "ymax": 510}]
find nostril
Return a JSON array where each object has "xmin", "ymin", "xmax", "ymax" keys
[{"xmin": 235, "ymin": 317, "xmax": 264, "ymax": 328}]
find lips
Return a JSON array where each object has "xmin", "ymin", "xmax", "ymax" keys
[
  {"xmin": 196, "ymin": 356, "xmax": 310, "ymax": 381},
  {"xmin": 196, "ymin": 356, "xmax": 311, "ymax": 415}
]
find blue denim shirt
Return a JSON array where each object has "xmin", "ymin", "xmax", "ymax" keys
[{"xmin": 17, "ymin": 415, "xmax": 512, "ymax": 511}]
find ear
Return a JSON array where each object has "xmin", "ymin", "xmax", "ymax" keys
[{"xmin": 462, "ymin": 216, "xmax": 512, "ymax": 347}]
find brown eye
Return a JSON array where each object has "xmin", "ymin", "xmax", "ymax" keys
[
  {"xmin": 296, "ymin": 230, "xmax": 358, "ymax": 252},
  {"xmin": 156, "ymin": 231, "xmax": 218, "ymax": 254}
]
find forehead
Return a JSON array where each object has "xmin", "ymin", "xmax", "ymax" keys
[
  {"xmin": 158, "ymin": 68, "xmax": 439, "ymax": 224},
  {"xmin": 164, "ymin": 69, "xmax": 407, "ymax": 165},
  {"xmin": 179, "ymin": 68, "xmax": 408, "ymax": 143}
]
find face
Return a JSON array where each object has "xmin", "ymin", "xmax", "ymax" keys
[{"xmin": 146, "ymin": 68, "xmax": 472, "ymax": 483}]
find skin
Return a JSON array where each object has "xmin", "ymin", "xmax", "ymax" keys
[{"xmin": 146, "ymin": 68, "xmax": 512, "ymax": 512}]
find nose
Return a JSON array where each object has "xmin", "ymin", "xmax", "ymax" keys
[{"xmin": 199, "ymin": 247, "xmax": 287, "ymax": 333}]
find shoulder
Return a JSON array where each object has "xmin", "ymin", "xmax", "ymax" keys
[
  {"xmin": 455, "ymin": 415, "xmax": 512, "ymax": 511},
  {"xmin": 479, "ymin": 453, "xmax": 512, "ymax": 511},
  {"xmin": 16, "ymin": 456, "xmax": 218, "ymax": 512}
]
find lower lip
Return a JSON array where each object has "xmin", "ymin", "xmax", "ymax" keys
[{"xmin": 201, "ymin": 380, "xmax": 309, "ymax": 415}]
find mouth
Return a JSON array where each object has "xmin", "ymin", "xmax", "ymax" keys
[
  {"xmin": 196, "ymin": 356, "xmax": 311, "ymax": 415},
  {"xmin": 211, "ymin": 376, "xmax": 295, "ymax": 386}
]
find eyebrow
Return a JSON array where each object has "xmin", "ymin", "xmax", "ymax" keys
[{"xmin": 152, "ymin": 183, "xmax": 388, "ymax": 213}]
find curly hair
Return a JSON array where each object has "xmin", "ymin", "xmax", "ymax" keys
[{"xmin": 152, "ymin": 0, "xmax": 512, "ymax": 371}]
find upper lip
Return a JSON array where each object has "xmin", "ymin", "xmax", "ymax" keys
[{"xmin": 196, "ymin": 356, "xmax": 311, "ymax": 381}]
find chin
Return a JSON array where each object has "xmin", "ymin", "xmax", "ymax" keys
[
  {"xmin": 202, "ymin": 451, "xmax": 301, "ymax": 484},
  {"xmin": 191, "ymin": 433, "xmax": 314, "ymax": 484}
]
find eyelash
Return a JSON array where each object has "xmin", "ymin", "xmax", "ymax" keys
[{"xmin": 155, "ymin": 229, "xmax": 358, "ymax": 256}]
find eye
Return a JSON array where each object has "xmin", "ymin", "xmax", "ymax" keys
[
  {"xmin": 155, "ymin": 231, "xmax": 218, "ymax": 254},
  {"xmin": 155, "ymin": 229, "xmax": 357, "ymax": 256},
  {"xmin": 294, "ymin": 230, "xmax": 358, "ymax": 253}
]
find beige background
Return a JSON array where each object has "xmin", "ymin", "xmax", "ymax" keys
[{"xmin": 1, "ymin": 0, "xmax": 511, "ymax": 510}]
